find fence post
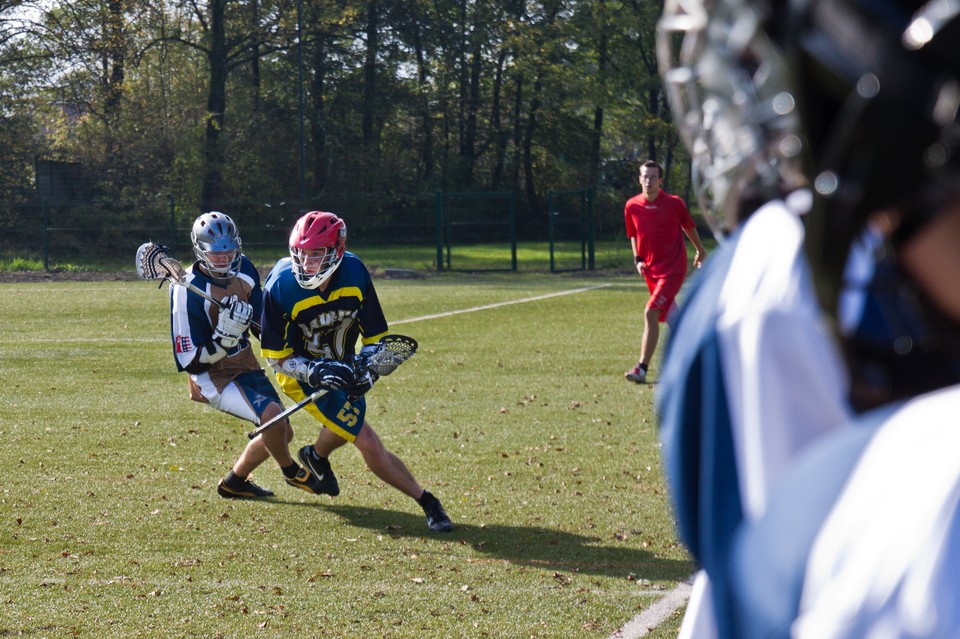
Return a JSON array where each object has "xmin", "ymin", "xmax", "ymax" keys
[
  {"xmin": 434, "ymin": 190, "xmax": 443, "ymax": 271},
  {"xmin": 42, "ymin": 198, "xmax": 50, "ymax": 271},
  {"xmin": 547, "ymin": 191, "xmax": 556, "ymax": 273},
  {"xmin": 586, "ymin": 187, "xmax": 595, "ymax": 271},
  {"xmin": 510, "ymin": 191, "xmax": 518, "ymax": 272}
]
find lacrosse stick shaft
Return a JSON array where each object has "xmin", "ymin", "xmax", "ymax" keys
[
  {"xmin": 138, "ymin": 243, "xmax": 262, "ymax": 333},
  {"xmin": 171, "ymin": 279, "xmax": 263, "ymax": 335},
  {"xmin": 245, "ymin": 335, "xmax": 417, "ymax": 439},
  {"xmin": 247, "ymin": 389, "xmax": 328, "ymax": 439}
]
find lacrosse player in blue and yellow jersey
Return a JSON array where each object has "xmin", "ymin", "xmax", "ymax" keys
[
  {"xmin": 170, "ymin": 211, "xmax": 328, "ymax": 500},
  {"xmin": 260, "ymin": 210, "xmax": 453, "ymax": 532}
]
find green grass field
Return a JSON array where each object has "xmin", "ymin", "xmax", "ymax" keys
[{"xmin": 0, "ymin": 272, "xmax": 693, "ymax": 638}]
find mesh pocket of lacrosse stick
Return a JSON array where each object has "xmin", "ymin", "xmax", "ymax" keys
[
  {"xmin": 366, "ymin": 334, "xmax": 418, "ymax": 376},
  {"xmin": 136, "ymin": 241, "xmax": 188, "ymax": 285}
]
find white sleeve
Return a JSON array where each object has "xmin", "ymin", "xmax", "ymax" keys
[{"xmin": 716, "ymin": 204, "xmax": 852, "ymax": 521}]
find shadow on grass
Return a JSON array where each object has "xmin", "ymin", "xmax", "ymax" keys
[{"xmin": 275, "ymin": 499, "xmax": 692, "ymax": 582}]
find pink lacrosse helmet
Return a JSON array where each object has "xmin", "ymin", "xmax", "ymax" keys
[{"xmin": 289, "ymin": 211, "xmax": 347, "ymax": 289}]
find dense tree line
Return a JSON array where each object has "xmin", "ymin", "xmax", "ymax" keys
[{"xmin": 0, "ymin": 0, "xmax": 689, "ymax": 235}]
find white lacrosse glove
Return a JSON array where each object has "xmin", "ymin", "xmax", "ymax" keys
[{"xmin": 213, "ymin": 294, "xmax": 253, "ymax": 348}]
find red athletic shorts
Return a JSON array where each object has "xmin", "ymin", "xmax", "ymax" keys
[{"xmin": 644, "ymin": 272, "xmax": 684, "ymax": 323}]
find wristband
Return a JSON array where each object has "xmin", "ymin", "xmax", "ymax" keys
[{"xmin": 634, "ymin": 256, "xmax": 643, "ymax": 264}]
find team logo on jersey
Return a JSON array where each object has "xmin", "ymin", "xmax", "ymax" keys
[
  {"xmin": 175, "ymin": 335, "xmax": 193, "ymax": 353},
  {"xmin": 301, "ymin": 308, "xmax": 358, "ymax": 358}
]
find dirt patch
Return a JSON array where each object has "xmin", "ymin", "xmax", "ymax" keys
[{"xmin": 0, "ymin": 270, "xmax": 143, "ymax": 283}]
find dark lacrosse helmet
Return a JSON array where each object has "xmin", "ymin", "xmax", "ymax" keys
[
  {"xmin": 756, "ymin": 0, "xmax": 960, "ymax": 406},
  {"xmin": 191, "ymin": 212, "xmax": 243, "ymax": 281}
]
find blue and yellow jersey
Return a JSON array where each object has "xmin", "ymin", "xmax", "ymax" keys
[
  {"xmin": 260, "ymin": 252, "xmax": 388, "ymax": 364},
  {"xmin": 170, "ymin": 255, "xmax": 262, "ymax": 396}
]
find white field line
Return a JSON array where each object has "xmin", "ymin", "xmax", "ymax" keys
[
  {"xmin": 391, "ymin": 283, "xmax": 610, "ymax": 325},
  {"xmin": 3, "ymin": 284, "xmax": 613, "ymax": 344},
  {"xmin": 608, "ymin": 580, "xmax": 692, "ymax": 639}
]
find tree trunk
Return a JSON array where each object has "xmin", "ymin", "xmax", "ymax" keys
[
  {"xmin": 104, "ymin": 0, "xmax": 125, "ymax": 172},
  {"xmin": 411, "ymin": 12, "xmax": 433, "ymax": 185},
  {"xmin": 458, "ymin": 39, "xmax": 482, "ymax": 186},
  {"xmin": 511, "ymin": 73, "xmax": 523, "ymax": 190},
  {"xmin": 249, "ymin": 0, "xmax": 260, "ymax": 112},
  {"xmin": 361, "ymin": 0, "xmax": 378, "ymax": 145},
  {"xmin": 589, "ymin": 7, "xmax": 607, "ymax": 190},
  {"xmin": 522, "ymin": 73, "xmax": 543, "ymax": 218},
  {"xmin": 201, "ymin": 0, "xmax": 228, "ymax": 212},
  {"xmin": 490, "ymin": 49, "xmax": 507, "ymax": 190},
  {"xmin": 311, "ymin": 26, "xmax": 328, "ymax": 192}
]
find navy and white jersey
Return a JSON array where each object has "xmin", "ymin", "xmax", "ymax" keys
[
  {"xmin": 170, "ymin": 255, "xmax": 262, "ymax": 400},
  {"xmin": 260, "ymin": 252, "xmax": 388, "ymax": 393},
  {"xmin": 656, "ymin": 199, "xmax": 852, "ymax": 639},
  {"xmin": 731, "ymin": 387, "xmax": 960, "ymax": 638}
]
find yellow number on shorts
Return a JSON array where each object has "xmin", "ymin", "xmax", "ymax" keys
[{"xmin": 337, "ymin": 403, "xmax": 359, "ymax": 428}]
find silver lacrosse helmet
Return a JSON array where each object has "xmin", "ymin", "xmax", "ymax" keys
[
  {"xmin": 190, "ymin": 211, "xmax": 243, "ymax": 280},
  {"xmin": 657, "ymin": 0, "xmax": 804, "ymax": 237}
]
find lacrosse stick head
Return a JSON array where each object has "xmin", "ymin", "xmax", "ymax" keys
[
  {"xmin": 365, "ymin": 334, "xmax": 418, "ymax": 377},
  {"xmin": 136, "ymin": 241, "xmax": 187, "ymax": 285}
]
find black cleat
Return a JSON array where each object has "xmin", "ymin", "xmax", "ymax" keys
[
  {"xmin": 284, "ymin": 467, "xmax": 328, "ymax": 495},
  {"xmin": 419, "ymin": 491, "xmax": 454, "ymax": 532},
  {"xmin": 296, "ymin": 445, "xmax": 341, "ymax": 496},
  {"xmin": 217, "ymin": 477, "xmax": 274, "ymax": 499}
]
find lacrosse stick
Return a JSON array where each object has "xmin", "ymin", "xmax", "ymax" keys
[
  {"xmin": 246, "ymin": 334, "xmax": 418, "ymax": 439},
  {"xmin": 136, "ymin": 241, "xmax": 260, "ymax": 333}
]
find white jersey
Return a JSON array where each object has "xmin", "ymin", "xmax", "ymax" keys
[
  {"xmin": 657, "ymin": 197, "xmax": 852, "ymax": 639},
  {"xmin": 794, "ymin": 386, "xmax": 960, "ymax": 639},
  {"xmin": 169, "ymin": 255, "xmax": 262, "ymax": 404}
]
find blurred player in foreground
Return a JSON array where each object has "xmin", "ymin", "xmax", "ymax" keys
[
  {"xmin": 685, "ymin": 0, "xmax": 960, "ymax": 636},
  {"xmin": 653, "ymin": 0, "xmax": 854, "ymax": 636},
  {"xmin": 170, "ymin": 212, "xmax": 321, "ymax": 499},
  {"xmin": 260, "ymin": 210, "xmax": 453, "ymax": 533},
  {"xmin": 623, "ymin": 159, "xmax": 707, "ymax": 384}
]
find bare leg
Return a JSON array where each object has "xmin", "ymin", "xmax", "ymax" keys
[
  {"xmin": 312, "ymin": 427, "xmax": 350, "ymax": 457},
  {"xmin": 234, "ymin": 403, "xmax": 294, "ymax": 476},
  {"xmin": 352, "ymin": 421, "xmax": 424, "ymax": 500},
  {"xmin": 640, "ymin": 305, "xmax": 661, "ymax": 368}
]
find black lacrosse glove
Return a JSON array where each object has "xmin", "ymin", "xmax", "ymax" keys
[
  {"xmin": 347, "ymin": 368, "xmax": 377, "ymax": 401},
  {"xmin": 306, "ymin": 358, "xmax": 356, "ymax": 391},
  {"xmin": 347, "ymin": 347, "xmax": 382, "ymax": 400}
]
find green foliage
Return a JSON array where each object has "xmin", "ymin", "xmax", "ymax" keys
[
  {"xmin": 0, "ymin": 274, "xmax": 692, "ymax": 637},
  {"xmin": 0, "ymin": 256, "xmax": 44, "ymax": 271},
  {"xmin": 0, "ymin": 0, "xmax": 692, "ymax": 225}
]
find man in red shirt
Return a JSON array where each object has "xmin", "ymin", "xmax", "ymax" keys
[{"xmin": 624, "ymin": 160, "xmax": 706, "ymax": 383}]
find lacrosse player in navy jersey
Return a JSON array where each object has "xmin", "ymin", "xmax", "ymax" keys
[
  {"xmin": 170, "ymin": 211, "xmax": 328, "ymax": 499},
  {"xmin": 260, "ymin": 210, "xmax": 453, "ymax": 533}
]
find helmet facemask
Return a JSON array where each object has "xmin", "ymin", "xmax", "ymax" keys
[
  {"xmin": 191, "ymin": 212, "xmax": 242, "ymax": 281},
  {"xmin": 657, "ymin": 0, "xmax": 805, "ymax": 237}
]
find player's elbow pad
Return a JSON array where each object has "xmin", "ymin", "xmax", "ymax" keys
[
  {"xmin": 277, "ymin": 356, "xmax": 311, "ymax": 383},
  {"xmin": 185, "ymin": 341, "xmax": 228, "ymax": 373}
]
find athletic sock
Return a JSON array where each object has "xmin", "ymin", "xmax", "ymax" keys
[
  {"xmin": 417, "ymin": 490, "xmax": 433, "ymax": 506},
  {"xmin": 639, "ymin": 363, "xmax": 649, "ymax": 373},
  {"xmin": 281, "ymin": 463, "xmax": 300, "ymax": 479},
  {"xmin": 224, "ymin": 470, "xmax": 246, "ymax": 487}
]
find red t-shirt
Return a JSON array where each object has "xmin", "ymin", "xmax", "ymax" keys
[{"xmin": 624, "ymin": 191, "xmax": 695, "ymax": 279}]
